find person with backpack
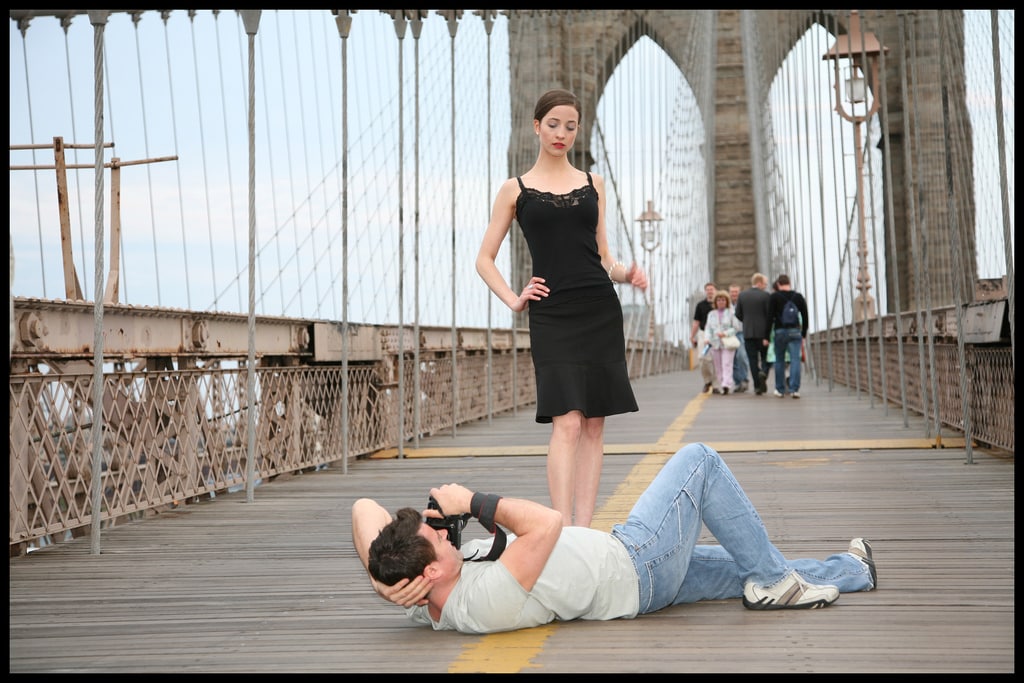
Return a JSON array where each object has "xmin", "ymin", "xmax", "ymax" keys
[{"xmin": 768, "ymin": 274, "xmax": 809, "ymax": 398}]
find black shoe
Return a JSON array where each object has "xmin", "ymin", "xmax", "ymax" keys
[{"xmin": 703, "ymin": 382, "xmax": 712, "ymax": 393}]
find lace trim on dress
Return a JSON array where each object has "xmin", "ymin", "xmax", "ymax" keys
[{"xmin": 516, "ymin": 173, "xmax": 596, "ymax": 209}]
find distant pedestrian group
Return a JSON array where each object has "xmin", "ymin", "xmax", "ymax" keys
[{"xmin": 692, "ymin": 272, "xmax": 808, "ymax": 398}]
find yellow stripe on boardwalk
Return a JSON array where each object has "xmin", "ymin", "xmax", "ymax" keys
[{"xmin": 448, "ymin": 624, "xmax": 557, "ymax": 673}]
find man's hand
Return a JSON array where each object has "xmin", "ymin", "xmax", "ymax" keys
[
  {"xmin": 374, "ymin": 573, "xmax": 432, "ymax": 608},
  {"xmin": 428, "ymin": 482, "xmax": 474, "ymax": 517}
]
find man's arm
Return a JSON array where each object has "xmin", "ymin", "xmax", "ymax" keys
[
  {"xmin": 352, "ymin": 498, "xmax": 432, "ymax": 608},
  {"xmin": 430, "ymin": 484, "xmax": 563, "ymax": 593},
  {"xmin": 352, "ymin": 498, "xmax": 392, "ymax": 571},
  {"xmin": 799, "ymin": 295, "xmax": 810, "ymax": 337}
]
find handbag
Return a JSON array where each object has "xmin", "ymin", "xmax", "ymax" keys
[{"xmin": 722, "ymin": 335, "xmax": 740, "ymax": 350}]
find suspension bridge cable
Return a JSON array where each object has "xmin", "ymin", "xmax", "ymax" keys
[
  {"xmin": 62, "ymin": 16, "xmax": 91, "ymax": 300},
  {"xmin": 186, "ymin": 10, "xmax": 222, "ymax": 311},
  {"xmin": 291, "ymin": 11, "xmax": 322, "ymax": 311},
  {"xmin": 875, "ymin": 12, "xmax": 911, "ymax": 426},
  {"xmin": 213, "ymin": 10, "xmax": 244, "ymax": 311},
  {"xmin": 273, "ymin": 10, "xmax": 305, "ymax": 317},
  {"xmin": 391, "ymin": 10, "xmax": 407, "ymax": 457},
  {"xmin": 908, "ymin": 12, "xmax": 944, "ymax": 443},
  {"xmin": 810, "ymin": 21, "xmax": 837, "ymax": 391},
  {"xmin": 159, "ymin": 11, "xmax": 193, "ymax": 309},
  {"xmin": 14, "ymin": 21, "xmax": 48, "ymax": 299}
]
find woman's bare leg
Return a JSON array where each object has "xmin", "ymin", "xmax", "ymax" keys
[
  {"xmin": 548, "ymin": 411, "xmax": 584, "ymax": 525},
  {"xmin": 573, "ymin": 416, "xmax": 605, "ymax": 527}
]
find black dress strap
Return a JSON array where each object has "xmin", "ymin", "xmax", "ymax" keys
[
  {"xmin": 516, "ymin": 176, "xmax": 526, "ymax": 190},
  {"xmin": 585, "ymin": 171, "xmax": 593, "ymax": 187}
]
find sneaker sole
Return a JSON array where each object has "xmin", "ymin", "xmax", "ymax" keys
[{"xmin": 742, "ymin": 595, "xmax": 836, "ymax": 610}]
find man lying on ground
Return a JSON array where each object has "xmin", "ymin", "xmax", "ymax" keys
[{"xmin": 352, "ymin": 442, "xmax": 876, "ymax": 634}]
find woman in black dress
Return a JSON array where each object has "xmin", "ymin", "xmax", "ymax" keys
[{"xmin": 476, "ymin": 89, "xmax": 647, "ymax": 527}]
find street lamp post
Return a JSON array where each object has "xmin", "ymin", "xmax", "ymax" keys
[
  {"xmin": 636, "ymin": 200, "xmax": 662, "ymax": 374},
  {"xmin": 823, "ymin": 10, "xmax": 888, "ymax": 322}
]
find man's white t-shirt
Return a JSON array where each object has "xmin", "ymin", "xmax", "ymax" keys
[{"xmin": 407, "ymin": 526, "xmax": 640, "ymax": 634}]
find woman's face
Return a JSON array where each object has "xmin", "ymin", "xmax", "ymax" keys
[
  {"xmin": 716, "ymin": 297, "xmax": 728, "ymax": 309},
  {"xmin": 534, "ymin": 104, "xmax": 579, "ymax": 156}
]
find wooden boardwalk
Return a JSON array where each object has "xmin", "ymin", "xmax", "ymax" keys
[{"xmin": 8, "ymin": 370, "xmax": 1014, "ymax": 673}]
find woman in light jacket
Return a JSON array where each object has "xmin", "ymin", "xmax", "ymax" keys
[{"xmin": 704, "ymin": 289, "xmax": 739, "ymax": 394}]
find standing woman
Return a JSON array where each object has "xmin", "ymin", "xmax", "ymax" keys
[
  {"xmin": 704, "ymin": 289, "xmax": 739, "ymax": 394},
  {"xmin": 475, "ymin": 89, "xmax": 647, "ymax": 527}
]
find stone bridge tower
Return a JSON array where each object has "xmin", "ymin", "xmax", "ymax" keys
[{"xmin": 504, "ymin": 9, "xmax": 975, "ymax": 318}]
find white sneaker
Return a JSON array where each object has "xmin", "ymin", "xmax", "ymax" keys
[
  {"xmin": 773, "ymin": 389, "xmax": 784, "ymax": 398},
  {"xmin": 848, "ymin": 538, "xmax": 877, "ymax": 590},
  {"xmin": 742, "ymin": 571, "xmax": 839, "ymax": 610}
]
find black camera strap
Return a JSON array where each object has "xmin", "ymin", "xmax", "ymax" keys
[
  {"xmin": 467, "ymin": 521, "xmax": 507, "ymax": 562},
  {"xmin": 466, "ymin": 492, "xmax": 507, "ymax": 562}
]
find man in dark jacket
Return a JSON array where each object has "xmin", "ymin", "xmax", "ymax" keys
[{"xmin": 734, "ymin": 272, "xmax": 772, "ymax": 395}]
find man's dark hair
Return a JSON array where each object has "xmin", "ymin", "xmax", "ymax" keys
[
  {"xmin": 776, "ymin": 274, "xmax": 791, "ymax": 286},
  {"xmin": 368, "ymin": 507, "xmax": 437, "ymax": 586}
]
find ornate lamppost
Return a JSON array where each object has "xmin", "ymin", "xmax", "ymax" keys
[
  {"xmin": 636, "ymin": 200, "xmax": 662, "ymax": 373},
  {"xmin": 823, "ymin": 10, "xmax": 887, "ymax": 322}
]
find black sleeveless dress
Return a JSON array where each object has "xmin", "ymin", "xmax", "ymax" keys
[{"xmin": 515, "ymin": 173, "xmax": 639, "ymax": 424}]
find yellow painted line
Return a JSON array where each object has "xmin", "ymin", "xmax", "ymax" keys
[
  {"xmin": 448, "ymin": 624, "xmax": 556, "ymax": 673},
  {"xmin": 370, "ymin": 436, "xmax": 967, "ymax": 460}
]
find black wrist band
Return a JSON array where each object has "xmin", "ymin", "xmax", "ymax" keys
[{"xmin": 470, "ymin": 492, "xmax": 502, "ymax": 533}]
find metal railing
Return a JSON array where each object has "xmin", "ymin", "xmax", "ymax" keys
[{"xmin": 9, "ymin": 319, "xmax": 687, "ymax": 555}]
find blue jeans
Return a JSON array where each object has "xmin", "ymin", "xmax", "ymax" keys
[
  {"xmin": 732, "ymin": 331, "xmax": 749, "ymax": 385},
  {"xmin": 611, "ymin": 443, "xmax": 871, "ymax": 614},
  {"xmin": 773, "ymin": 327, "xmax": 803, "ymax": 393}
]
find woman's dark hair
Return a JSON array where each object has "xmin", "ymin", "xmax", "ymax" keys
[
  {"xmin": 368, "ymin": 507, "xmax": 437, "ymax": 586},
  {"xmin": 533, "ymin": 88, "xmax": 582, "ymax": 123}
]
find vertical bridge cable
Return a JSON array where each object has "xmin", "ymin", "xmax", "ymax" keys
[
  {"xmin": 86, "ymin": 9, "xmax": 110, "ymax": 555},
  {"xmin": 990, "ymin": 10, "xmax": 1014, "ymax": 362},
  {"xmin": 272, "ymin": 10, "xmax": 305, "ymax": 317},
  {"xmin": 186, "ymin": 10, "xmax": 221, "ymax": 310},
  {"xmin": 239, "ymin": 9, "xmax": 261, "ymax": 501},
  {"xmin": 442, "ymin": 10, "xmax": 462, "ymax": 438},
  {"xmin": 411, "ymin": 11, "xmax": 425, "ymax": 445},
  {"xmin": 14, "ymin": 18, "xmax": 48, "ymax": 299},
  {"xmin": 315, "ymin": 13, "xmax": 342, "ymax": 321},
  {"xmin": 898, "ymin": 11, "xmax": 934, "ymax": 439},
  {"xmin": 306, "ymin": 12, "xmax": 338, "ymax": 316},
  {"xmin": 255, "ymin": 19, "xmax": 284, "ymax": 315},
  {"xmin": 130, "ymin": 11, "xmax": 162, "ymax": 305},
  {"xmin": 388, "ymin": 10, "xmax": 407, "ymax": 457},
  {"xmin": 810, "ymin": 20, "xmax": 839, "ymax": 391},
  {"xmin": 938, "ymin": 11, "xmax": 974, "ymax": 464},
  {"xmin": 212, "ymin": 9, "xmax": 245, "ymax": 311},
  {"xmin": 908, "ymin": 12, "xmax": 944, "ymax": 443},
  {"xmin": 289, "ymin": 11, "xmax": 322, "ymax": 312},
  {"xmin": 873, "ymin": 10, "xmax": 906, "ymax": 422},
  {"xmin": 159, "ymin": 11, "xmax": 193, "ymax": 309},
  {"xmin": 334, "ymin": 9, "xmax": 353, "ymax": 474},
  {"xmin": 480, "ymin": 9, "xmax": 496, "ymax": 425},
  {"xmin": 62, "ymin": 15, "xmax": 92, "ymax": 300}
]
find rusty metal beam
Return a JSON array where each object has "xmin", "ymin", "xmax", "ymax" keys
[{"xmin": 11, "ymin": 297, "xmax": 316, "ymax": 366}]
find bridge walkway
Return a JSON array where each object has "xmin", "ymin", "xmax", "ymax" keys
[{"xmin": 8, "ymin": 369, "xmax": 1014, "ymax": 673}]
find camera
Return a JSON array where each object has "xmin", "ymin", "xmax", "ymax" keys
[{"xmin": 425, "ymin": 496, "xmax": 471, "ymax": 549}]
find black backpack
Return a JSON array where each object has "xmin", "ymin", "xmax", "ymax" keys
[{"xmin": 780, "ymin": 296, "xmax": 800, "ymax": 327}]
